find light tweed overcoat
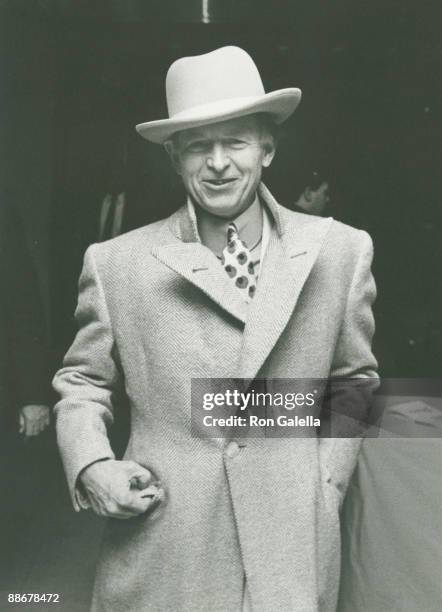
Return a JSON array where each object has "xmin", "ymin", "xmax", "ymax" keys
[{"xmin": 53, "ymin": 183, "xmax": 377, "ymax": 612}]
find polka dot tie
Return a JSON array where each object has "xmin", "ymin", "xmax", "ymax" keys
[{"xmin": 221, "ymin": 222, "xmax": 258, "ymax": 301}]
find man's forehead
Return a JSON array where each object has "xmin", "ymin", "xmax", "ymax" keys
[{"xmin": 177, "ymin": 115, "xmax": 261, "ymax": 141}]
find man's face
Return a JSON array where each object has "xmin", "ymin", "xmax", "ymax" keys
[
  {"xmin": 310, "ymin": 182, "xmax": 330, "ymax": 215},
  {"xmin": 166, "ymin": 115, "xmax": 275, "ymax": 218}
]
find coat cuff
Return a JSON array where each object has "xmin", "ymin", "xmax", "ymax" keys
[
  {"xmin": 72, "ymin": 457, "xmax": 113, "ymax": 511},
  {"xmin": 58, "ymin": 437, "xmax": 115, "ymax": 510}
]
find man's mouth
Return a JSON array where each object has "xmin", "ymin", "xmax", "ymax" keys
[{"xmin": 203, "ymin": 178, "xmax": 237, "ymax": 186}]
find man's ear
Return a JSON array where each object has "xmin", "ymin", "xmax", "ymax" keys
[
  {"xmin": 262, "ymin": 141, "xmax": 276, "ymax": 168},
  {"xmin": 164, "ymin": 141, "xmax": 182, "ymax": 175}
]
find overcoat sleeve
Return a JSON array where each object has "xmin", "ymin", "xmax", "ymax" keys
[
  {"xmin": 53, "ymin": 245, "xmax": 118, "ymax": 510},
  {"xmin": 330, "ymin": 230, "xmax": 377, "ymax": 379},
  {"xmin": 319, "ymin": 230, "xmax": 379, "ymax": 497}
]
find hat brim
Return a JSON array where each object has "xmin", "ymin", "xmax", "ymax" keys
[{"xmin": 135, "ymin": 88, "xmax": 301, "ymax": 144}]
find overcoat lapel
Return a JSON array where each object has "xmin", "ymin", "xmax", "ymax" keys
[
  {"xmin": 238, "ymin": 210, "xmax": 333, "ymax": 380},
  {"xmin": 151, "ymin": 185, "xmax": 332, "ymax": 368},
  {"xmin": 151, "ymin": 243, "xmax": 248, "ymax": 324},
  {"xmin": 151, "ymin": 198, "xmax": 249, "ymax": 323}
]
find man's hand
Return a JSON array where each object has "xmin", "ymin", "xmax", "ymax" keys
[
  {"xmin": 80, "ymin": 459, "xmax": 165, "ymax": 519},
  {"xmin": 19, "ymin": 404, "xmax": 51, "ymax": 437}
]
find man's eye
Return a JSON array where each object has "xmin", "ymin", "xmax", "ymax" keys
[
  {"xmin": 226, "ymin": 139, "xmax": 247, "ymax": 149},
  {"xmin": 186, "ymin": 142, "xmax": 209, "ymax": 153}
]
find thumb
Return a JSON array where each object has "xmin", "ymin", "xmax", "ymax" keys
[
  {"xmin": 19, "ymin": 413, "xmax": 24, "ymax": 434},
  {"xmin": 126, "ymin": 462, "xmax": 153, "ymax": 489},
  {"xmin": 133, "ymin": 470, "xmax": 153, "ymax": 490}
]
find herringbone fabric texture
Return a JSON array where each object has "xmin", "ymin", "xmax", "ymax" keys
[{"xmin": 53, "ymin": 183, "xmax": 378, "ymax": 612}]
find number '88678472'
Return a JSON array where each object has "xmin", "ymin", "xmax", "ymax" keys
[{"xmin": 8, "ymin": 593, "xmax": 60, "ymax": 603}]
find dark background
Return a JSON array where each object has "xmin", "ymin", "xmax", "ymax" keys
[
  {"xmin": 1, "ymin": 0, "xmax": 440, "ymax": 375},
  {"xmin": 0, "ymin": 2, "xmax": 440, "ymax": 608},
  {"xmin": 0, "ymin": 0, "xmax": 440, "ymax": 372}
]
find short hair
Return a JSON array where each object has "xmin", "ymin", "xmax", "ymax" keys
[
  {"xmin": 307, "ymin": 170, "xmax": 327, "ymax": 191},
  {"xmin": 253, "ymin": 112, "xmax": 280, "ymax": 148}
]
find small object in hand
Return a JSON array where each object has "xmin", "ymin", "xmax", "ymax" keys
[
  {"xmin": 140, "ymin": 481, "xmax": 162, "ymax": 499},
  {"xmin": 129, "ymin": 476, "xmax": 162, "ymax": 494},
  {"xmin": 129, "ymin": 475, "xmax": 165, "ymax": 517},
  {"xmin": 143, "ymin": 483, "xmax": 166, "ymax": 518}
]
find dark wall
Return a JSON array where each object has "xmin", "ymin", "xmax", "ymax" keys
[
  {"xmin": 0, "ymin": 12, "xmax": 56, "ymax": 321},
  {"xmin": 1, "ymin": 1, "xmax": 440, "ymax": 375}
]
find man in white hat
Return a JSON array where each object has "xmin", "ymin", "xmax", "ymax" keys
[{"xmin": 54, "ymin": 47, "xmax": 377, "ymax": 612}]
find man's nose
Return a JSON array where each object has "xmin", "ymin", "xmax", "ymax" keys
[{"xmin": 206, "ymin": 143, "xmax": 230, "ymax": 173}]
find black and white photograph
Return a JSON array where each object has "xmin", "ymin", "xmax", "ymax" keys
[{"xmin": 0, "ymin": 1, "xmax": 441, "ymax": 611}]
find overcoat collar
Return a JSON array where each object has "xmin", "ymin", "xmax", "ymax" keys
[
  {"xmin": 169, "ymin": 182, "xmax": 284, "ymax": 243},
  {"xmin": 151, "ymin": 183, "xmax": 332, "ymax": 380}
]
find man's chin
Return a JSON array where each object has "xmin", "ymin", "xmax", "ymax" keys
[{"xmin": 195, "ymin": 197, "xmax": 243, "ymax": 219}]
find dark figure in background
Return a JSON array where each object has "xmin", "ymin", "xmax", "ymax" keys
[
  {"xmin": 0, "ymin": 198, "xmax": 107, "ymax": 605},
  {"xmin": 0, "ymin": 196, "xmax": 52, "ymax": 588},
  {"xmin": 0, "ymin": 198, "xmax": 51, "ymax": 438},
  {"xmin": 293, "ymin": 170, "xmax": 330, "ymax": 216}
]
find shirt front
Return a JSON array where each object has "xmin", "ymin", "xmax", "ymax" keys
[{"xmin": 186, "ymin": 196, "xmax": 273, "ymax": 300}]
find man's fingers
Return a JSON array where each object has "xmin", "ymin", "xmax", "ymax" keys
[
  {"xmin": 136, "ymin": 485, "xmax": 165, "ymax": 515},
  {"xmin": 19, "ymin": 406, "xmax": 51, "ymax": 437},
  {"xmin": 128, "ymin": 490, "xmax": 161, "ymax": 516},
  {"xmin": 89, "ymin": 489, "xmax": 164, "ymax": 520},
  {"xmin": 125, "ymin": 461, "xmax": 154, "ymax": 489},
  {"xmin": 43, "ymin": 410, "xmax": 51, "ymax": 428},
  {"xmin": 38, "ymin": 416, "xmax": 50, "ymax": 433},
  {"xmin": 126, "ymin": 460, "xmax": 153, "ymax": 478},
  {"xmin": 29, "ymin": 420, "xmax": 40, "ymax": 436},
  {"xmin": 81, "ymin": 460, "xmax": 164, "ymax": 520},
  {"xmin": 22, "ymin": 415, "xmax": 37, "ymax": 437},
  {"xmin": 24, "ymin": 420, "xmax": 33, "ymax": 436},
  {"xmin": 87, "ymin": 492, "xmax": 131, "ymax": 519},
  {"xmin": 91, "ymin": 495, "xmax": 150, "ymax": 519},
  {"xmin": 116, "ymin": 486, "xmax": 164, "ymax": 516},
  {"xmin": 130, "ymin": 472, "xmax": 152, "ymax": 490},
  {"xmin": 138, "ymin": 484, "xmax": 163, "ymax": 499}
]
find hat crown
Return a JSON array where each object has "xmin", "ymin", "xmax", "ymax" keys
[{"xmin": 166, "ymin": 46, "xmax": 265, "ymax": 118}]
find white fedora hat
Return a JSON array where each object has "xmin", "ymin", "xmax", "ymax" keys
[{"xmin": 136, "ymin": 46, "xmax": 302, "ymax": 144}]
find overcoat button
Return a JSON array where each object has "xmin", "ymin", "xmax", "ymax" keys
[{"xmin": 225, "ymin": 441, "xmax": 240, "ymax": 458}]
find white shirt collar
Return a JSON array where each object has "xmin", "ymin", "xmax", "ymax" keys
[{"xmin": 186, "ymin": 196, "xmax": 273, "ymax": 265}]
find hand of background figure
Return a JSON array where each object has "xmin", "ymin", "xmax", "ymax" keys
[
  {"xmin": 80, "ymin": 459, "xmax": 165, "ymax": 519},
  {"xmin": 19, "ymin": 404, "xmax": 51, "ymax": 437}
]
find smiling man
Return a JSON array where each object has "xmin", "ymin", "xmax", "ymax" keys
[
  {"xmin": 53, "ymin": 47, "xmax": 378, "ymax": 612},
  {"xmin": 164, "ymin": 115, "xmax": 275, "ymax": 300},
  {"xmin": 166, "ymin": 115, "xmax": 275, "ymax": 217}
]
